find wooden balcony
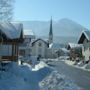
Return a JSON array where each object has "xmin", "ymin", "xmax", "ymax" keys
[{"xmin": 2, "ymin": 56, "xmax": 18, "ymax": 62}]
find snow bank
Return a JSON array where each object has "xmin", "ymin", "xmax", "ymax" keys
[
  {"xmin": 0, "ymin": 61, "xmax": 79, "ymax": 90},
  {"xmin": 32, "ymin": 61, "xmax": 53, "ymax": 81},
  {"xmin": 63, "ymin": 60, "xmax": 90, "ymax": 71},
  {"xmin": 0, "ymin": 62, "xmax": 32, "ymax": 90},
  {"xmin": 39, "ymin": 71, "xmax": 79, "ymax": 90},
  {"xmin": 0, "ymin": 62, "xmax": 41, "ymax": 90},
  {"xmin": 77, "ymin": 61, "xmax": 85, "ymax": 67},
  {"xmin": 84, "ymin": 63, "xmax": 90, "ymax": 69},
  {"xmin": 65, "ymin": 60, "xmax": 75, "ymax": 65},
  {"xmin": 32, "ymin": 61, "xmax": 48, "ymax": 71},
  {"xmin": 0, "ymin": 61, "xmax": 53, "ymax": 90}
]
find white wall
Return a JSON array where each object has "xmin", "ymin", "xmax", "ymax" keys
[
  {"xmin": 31, "ymin": 40, "xmax": 48, "ymax": 58},
  {"xmin": 19, "ymin": 37, "xmax": 32, "ymax": 56},
  {"xmin": 82, "ymin": 39, "xmax": 90, "ymax": 61}
]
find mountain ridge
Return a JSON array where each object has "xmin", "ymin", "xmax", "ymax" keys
[{"xmin": 18, "ymin": 18, "xmax": 89, "ymax": 43}]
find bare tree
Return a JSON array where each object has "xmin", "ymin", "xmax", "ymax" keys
[{"xmin": 0, "ymin": 0, "xmax": 14, "ymax": 21}]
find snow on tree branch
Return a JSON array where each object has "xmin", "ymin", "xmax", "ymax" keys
[{"xmin": 0, "ymin": 0, "xmax": 15, "ymax": 21}]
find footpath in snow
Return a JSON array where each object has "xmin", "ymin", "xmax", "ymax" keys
[{"xmin": 0, "ymin": 61, "xmax": 79, "ymax": 90}]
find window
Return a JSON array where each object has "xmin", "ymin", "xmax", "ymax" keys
[{"xmin": 38, "ymin": 42, "xmax": 42, "ymax": 47}]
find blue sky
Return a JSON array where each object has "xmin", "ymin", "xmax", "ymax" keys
[{"xmin": 14, "ymin": 0, "xmax": 90, "ymax": 29}]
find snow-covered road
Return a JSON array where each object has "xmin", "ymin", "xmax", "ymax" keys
[
  {"xmin": 0, "ymin": 61, "xmax": 81, "ymax": 90},
  {"xmin": 50, "ymin": 60, "xmax": 90, "ymax": 90}
]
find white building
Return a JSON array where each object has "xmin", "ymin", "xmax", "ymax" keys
[
  {"xmin": 31, "ymin": 39, "xmax": 49, "ymax": 58},
  {"xmin": 67, "ymin": 43, "xmax": 82, "ymax": 60},
  {"xmin": 78, "ymin": 30, "xmax": 90, "ymax": 61},
  {"xmin": 19, "ymin": 30, "xmax": 35, "ymax": 57}
]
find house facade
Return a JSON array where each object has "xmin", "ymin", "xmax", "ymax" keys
[
  {"xmin": 0, "ymin": 22, "xmax": 23, "ymax": 63},
  {"xmin": 31, "ymin": 39, "xmax": 49, "ymax": 58},
  {"xmin": 67, "ymin": 43, "xmax": 82, "ymax": 60},
  {"xmin": 78, "ymin": 30, "xmax": 90, "ymax": 61},
  {"xmin": 19, "ymin": 30, "xmax": 35, "ymax": 57}
]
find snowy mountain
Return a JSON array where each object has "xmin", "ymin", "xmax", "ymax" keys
[{"xmin": 19, "ymin": 18, "xmax": 88, "ymax": 43}]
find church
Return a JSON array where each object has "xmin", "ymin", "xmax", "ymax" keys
[
  {"xmin": 31, "ymin": 18, "xmax": 53, "ymax": 58},
  {"xmin": 31, "ymin": 18, "xmax": 63, "ymax": 59}
]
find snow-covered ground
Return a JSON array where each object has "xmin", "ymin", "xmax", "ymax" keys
[
  {"xmin": 64, "ymin": 59, "xmax": 90, "ymax": 71},
  {"xmin": 0, "ymin": 60, "xmax": 79, "ymax": 90},
  {"xmin": 32, "ymin": 61, "xmax": 48, "ymax": 71},
  {"xmin": 64, "ymin": 60, "xmax": 75, "ymax": 65},
  {"xmin": 39, "ymin": 71, "xmax": 79, "ymax": 90},
  {"xmin": 0, "ymin": 61, "xmax": 52, "ymax": 90}
]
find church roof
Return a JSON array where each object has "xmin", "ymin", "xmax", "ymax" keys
[{"xmin": 49, "ymin": 18, "xmax": 53, "ymax": 36}]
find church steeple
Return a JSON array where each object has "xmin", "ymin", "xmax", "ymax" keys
[{"xmin": 49, "ymin": 17, "xmax": 53, "ymax": 44}]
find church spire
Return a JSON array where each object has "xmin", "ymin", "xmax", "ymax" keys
[
  {"xmin": 49, "ymin": 17, "xmax": 53, "ymax": 44},
  {"xmin": 49, "ymin": 17, "xmax": 53, "ymax": 36}
]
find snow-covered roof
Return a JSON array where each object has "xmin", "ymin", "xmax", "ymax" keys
[
  {"xmin": 61, "ymin": 48, "xmax": 70, "ymax": 53},
  {"xmin": 0, "ymin": 22, "xmax": 23, "ymax": 39},
  {"xmin": 23, "ymin": 30, "xmax": 35, "ymax": 39},
  {"xmin": 68, "ymin": 43, "xmax": 81, "ymax": 49},
  {"xmin": 32, "ymin": 38, "xmax": 49, "ymax": 46},
  {"xmin": 49, "ymin": 43, "xmax": 61, "ymax": 50},
  {"xmin": 78, "ymin": 30, "xmax": 90, "ymax": 44},
  {"xmin": 83, "ymin": 31, "xmax": 90, "ymax": 40}
]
